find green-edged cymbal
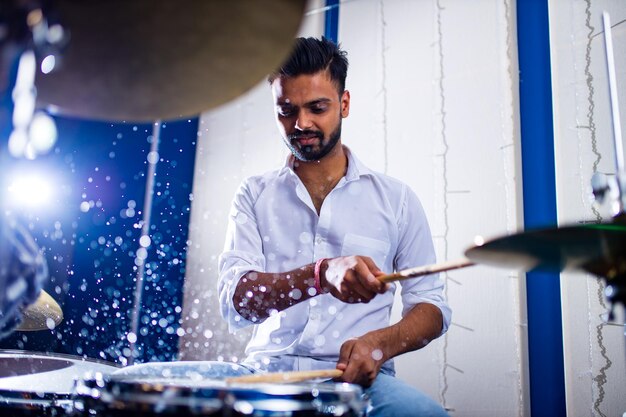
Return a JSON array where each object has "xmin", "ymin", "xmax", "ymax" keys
[{"xmin": 465, "ymin": 221, "xmax": 626, "ymax": 280}]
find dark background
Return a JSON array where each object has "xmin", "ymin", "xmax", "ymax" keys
[{"xmin": 0, "ymin": 108, "xmax": 198, "ymax": 364}]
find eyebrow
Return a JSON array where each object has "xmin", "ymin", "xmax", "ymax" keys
[
  {"xmin": 276, "ymin": 98, "xmax": 332, "ymax": 107},
  {"xmin": 305, "ymin": 98, "xmax": 332, "ymax": 107}
]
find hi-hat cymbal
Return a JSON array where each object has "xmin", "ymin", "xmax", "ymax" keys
[
  {"xmin": 35, "ymin": 0, "xmax": 306, "ymax": 122},
  {"xmin": 16, "ymin": 290, "xmax": 63, "ymax": 331},
  {"xmin": 465, "ymin": 222, "xmax": 626, "ymax": 280}
]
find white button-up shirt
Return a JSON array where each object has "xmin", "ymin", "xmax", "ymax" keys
[{"xmin": 218, "ymin": 147, "xmax": 451, "ymax": 375}]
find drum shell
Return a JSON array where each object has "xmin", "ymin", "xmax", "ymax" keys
[
  {"xmin": 0, "ymin": 389, "xmax": 73, "ymax": 416},
  {"xmin": 74, "ymin": 375, "xmax": 368, "ymax": 416}
]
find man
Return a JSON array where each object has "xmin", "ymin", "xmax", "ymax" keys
[{"xmin": 219, "ymin": 37, "xmax": 450, "ymax": 417}]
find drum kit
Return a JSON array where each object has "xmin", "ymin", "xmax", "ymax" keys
[
  {"xmin": 0, "ymin": 1, "xmax": 625, "ymax": 416},
  {"xmin": 0, "ymin": 351, "xmax": 367, "ymax": 416}
]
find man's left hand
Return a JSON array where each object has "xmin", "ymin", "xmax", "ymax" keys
[{"xmin": 336, "ymin": 332, "xmax": 387, "ymax": 387}]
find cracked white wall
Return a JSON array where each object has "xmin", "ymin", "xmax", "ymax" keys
[
  {"xmin": 179, "ymin": 0, "xmax": 327, "ymax": 364},
  {"xmin": 340, "ymin": 1, "xmax": 526, "ymax": 416},
  {"xmin": 181, "ymin": 1, "xmax": 528, "ymax": 416},
  {"xmin": 549, "ymin": 1, "xmax": 626, "ymax": 416}
]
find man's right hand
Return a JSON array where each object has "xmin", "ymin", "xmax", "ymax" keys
[{"xmin": 320, "ymin": 256, "xmax": 389, "ymax": 303}]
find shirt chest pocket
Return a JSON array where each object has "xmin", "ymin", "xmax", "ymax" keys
[{"xmin": 340, "ymin": 233, "xmax": 391, "ymax": 268}]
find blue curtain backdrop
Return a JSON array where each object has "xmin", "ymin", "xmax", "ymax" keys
[{"xmin": 0, "ymin": 114, "xmax": 198, "ymax": 364}]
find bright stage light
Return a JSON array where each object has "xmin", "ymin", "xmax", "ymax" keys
[
  {"xmin": 28, "ymin": 112, "xmax": 58, "ymax": 154},
  {"xmin": 5, "ymin": 173, "xmax": 54, "ymax": 209}
]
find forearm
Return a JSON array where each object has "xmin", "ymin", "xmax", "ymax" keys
[
  {"xmin": 369, "ymin": 302, "xmax": 443, "ymax": 361},
  {"xmin": 232, "ymin": 255, "xmax": 388, "ymax": 321},
  {"xmin": 232, "ymin": 264, "xmax": 318, "ymax": 321}
]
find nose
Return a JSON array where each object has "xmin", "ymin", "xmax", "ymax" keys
[{"xmin": 294, "ymin": 109, "xmax": 313, "ymax": 131}]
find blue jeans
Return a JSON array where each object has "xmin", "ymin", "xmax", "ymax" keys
[
  {"xmin": 365, "ymin": 372, "xmax": 449, "ymax": 417},
  {"xmin": 114, "ymin": 361, "xmax": 449, "ymax": 416}
]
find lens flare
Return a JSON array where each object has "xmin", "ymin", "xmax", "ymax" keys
[{"xmin": 6, "ymin": 174, "xmax": 54, "ymax": 209}]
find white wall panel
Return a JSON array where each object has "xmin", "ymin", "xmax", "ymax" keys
[
  {"xmin": 179, "ymin": 0, "xmax": 326, "ymax": 361},
  {"xmin": 182, "ymin": 1, "xmax": 527, "ymax": 416},
  {"xmin": 549, "ymin": 1, "xmax": 626, "ymax": 416},
  {"xmin": 339, "ymin": 1, "xmax": 526, "ymax": 416}
]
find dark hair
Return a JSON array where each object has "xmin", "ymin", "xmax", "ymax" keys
[{"xmin": 268, "ymin": 37, "xmax": 349, "ymax": 94}]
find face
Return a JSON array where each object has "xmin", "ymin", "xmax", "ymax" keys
[{"xmin": 271, "ymin": 71, "xmax": 350, "ymax": 162}]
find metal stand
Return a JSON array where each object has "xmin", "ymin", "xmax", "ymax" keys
[
  {"xmin": 597, "ymin": 12, "xmax": 626, "ymax": 385},
  {"xmin": 127, "ymin": 120, "xmax": 161, "ymax": 365}
]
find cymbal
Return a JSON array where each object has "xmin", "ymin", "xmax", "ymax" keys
[
  {"xmin": 464, "ymin": 221, "xmax": 626, "ymax": 280},
  {"xmin": 35, "ymin": 0, "xmax": 306, "ymax": 122},
  {"xmin": 16, "ymin": 290, "xmax": 63, "ymax": 331}
]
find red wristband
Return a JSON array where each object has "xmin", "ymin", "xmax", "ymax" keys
[{"xmin": 314, "ymin": 258, "xmax": 327, "ymax": 294}]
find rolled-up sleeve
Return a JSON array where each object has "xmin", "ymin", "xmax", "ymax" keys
[
  {"xmin": 218, "ymin": 180, "xmax": 265, "ymax": 333},
  {"xmin": 394, "ymin": 185, "xmax": 452, "ymax": 335}
]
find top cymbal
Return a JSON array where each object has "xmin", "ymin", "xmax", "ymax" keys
[
  {"xmin": 465, "ymin": 221, "xmax": 626, "ymax": 280},
  {"xmin": 16, "ymin": 290, "xmax": 63, "ymax": 331},
  {"xmin": 35, "ymin": 0, "xmax": 306, "ymax": 122}
]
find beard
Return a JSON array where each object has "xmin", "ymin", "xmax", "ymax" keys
[{"xmin": 285, "ymin": 121, "xmax": 342, "ymax": 162}]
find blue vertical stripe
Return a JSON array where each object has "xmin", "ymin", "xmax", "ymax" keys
[
  {"xmin": 325, "ymin": 0, "xmax": 340, "ymax": 42},
  {"xmin": 517, "ymin": 1, "xmax": 566, "ymax": 416}
]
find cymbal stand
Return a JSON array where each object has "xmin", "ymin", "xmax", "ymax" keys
[
  {"xmin": 127, "ymin": 120, "xmax": 161, "ymax": 366},
  {"xmin": 592, "ymin": 12, "xmax": 626, "ymax": 372}
]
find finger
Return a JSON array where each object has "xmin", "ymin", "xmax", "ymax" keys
[
  {"xmin": 340, "ymin": 347, "xmax": 364, "ymax": 384},
  {"xmin": 352, "ymin": 261, "xmax": 384, "ymax": 296},
  {"xmin": 361, "ymin": 257, "xmax": 389, "ymax": 293},
  {"xmin": 343, "ymin": 271, "xmax": 376, "ymax": 302},
  {"xmin": 337, "ymin": 339, "xmax": 355, "ymax": 371},
  {"xmin": 371, "ymin": 271, "xmax": 391, "ymax": 293},
  {"xmin": 338, "ymin": 340, "xmax": 371, "ymax": 385},
  {"xmin": 331, "ymin": 285, "xmax": 363, "ymax": 304},
  {"xmin": 361, "ymin": 256, "xmax": 383, "ymax": 275},
  {"xmin": 331, "ymin": 361, "xmax": 347, "ymax": 382}
]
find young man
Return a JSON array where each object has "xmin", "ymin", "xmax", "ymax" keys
[{"xmin": 219, "ymin": 37, "xmax": 450, "ymax": 416}]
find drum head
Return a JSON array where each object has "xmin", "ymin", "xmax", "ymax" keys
[
  {"xmin": 0, "ymin": 350, "xmax": 119, "ymax": 395},
  {"xmin": 0, "ymin": 350, "xmax": 119, "ymax": 415}
]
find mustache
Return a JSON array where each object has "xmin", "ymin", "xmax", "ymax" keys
[{"xmin": 288, "ymin": 130, "xmax": 323, "ymax": 141}]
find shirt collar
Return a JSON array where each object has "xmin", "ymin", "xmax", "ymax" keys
[{"xmin": 343, "ymin": 145, "xmax": 373, "ymax": 181}]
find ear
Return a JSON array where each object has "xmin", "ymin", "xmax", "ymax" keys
[{"xmin": 340, "ymin": 90, "xmax": 350, "ymax": 118}]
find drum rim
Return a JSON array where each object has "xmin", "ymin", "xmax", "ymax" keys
[
  {"xmin": 0, "ymin": 349, "xmax": 121, "ymax": 369},
  {"xmin": 0, "ymin": 388, "xmax": 72, "ymax": 402},
  {"xmin": 0, "ymin": 383, "xmax": 74, "ymax": 411},
  {"xmin": 98, "ymin": 374, "xmax": 363, "ymax": 395}
]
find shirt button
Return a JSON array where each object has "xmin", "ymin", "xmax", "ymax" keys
[{"xmin": 315, "ymin": 236, "xmax": 323, "ymax": 245}]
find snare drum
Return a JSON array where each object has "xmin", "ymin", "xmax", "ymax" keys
[
  {"xmin": 0, "ymin": 350, "xmax": 119, "ymax": 416},
  {"xmin": 75, "ymin": 361, "xmax": 367, "ymax": 416}
]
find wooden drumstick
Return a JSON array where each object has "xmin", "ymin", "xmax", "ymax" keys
[
  {"xmin": 225, "ymin": 369, "xmax": 343, "ymax": 384},
  {"xmin": 378, "ymin": 258, "xmax": 474, "ymax": 283}
]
